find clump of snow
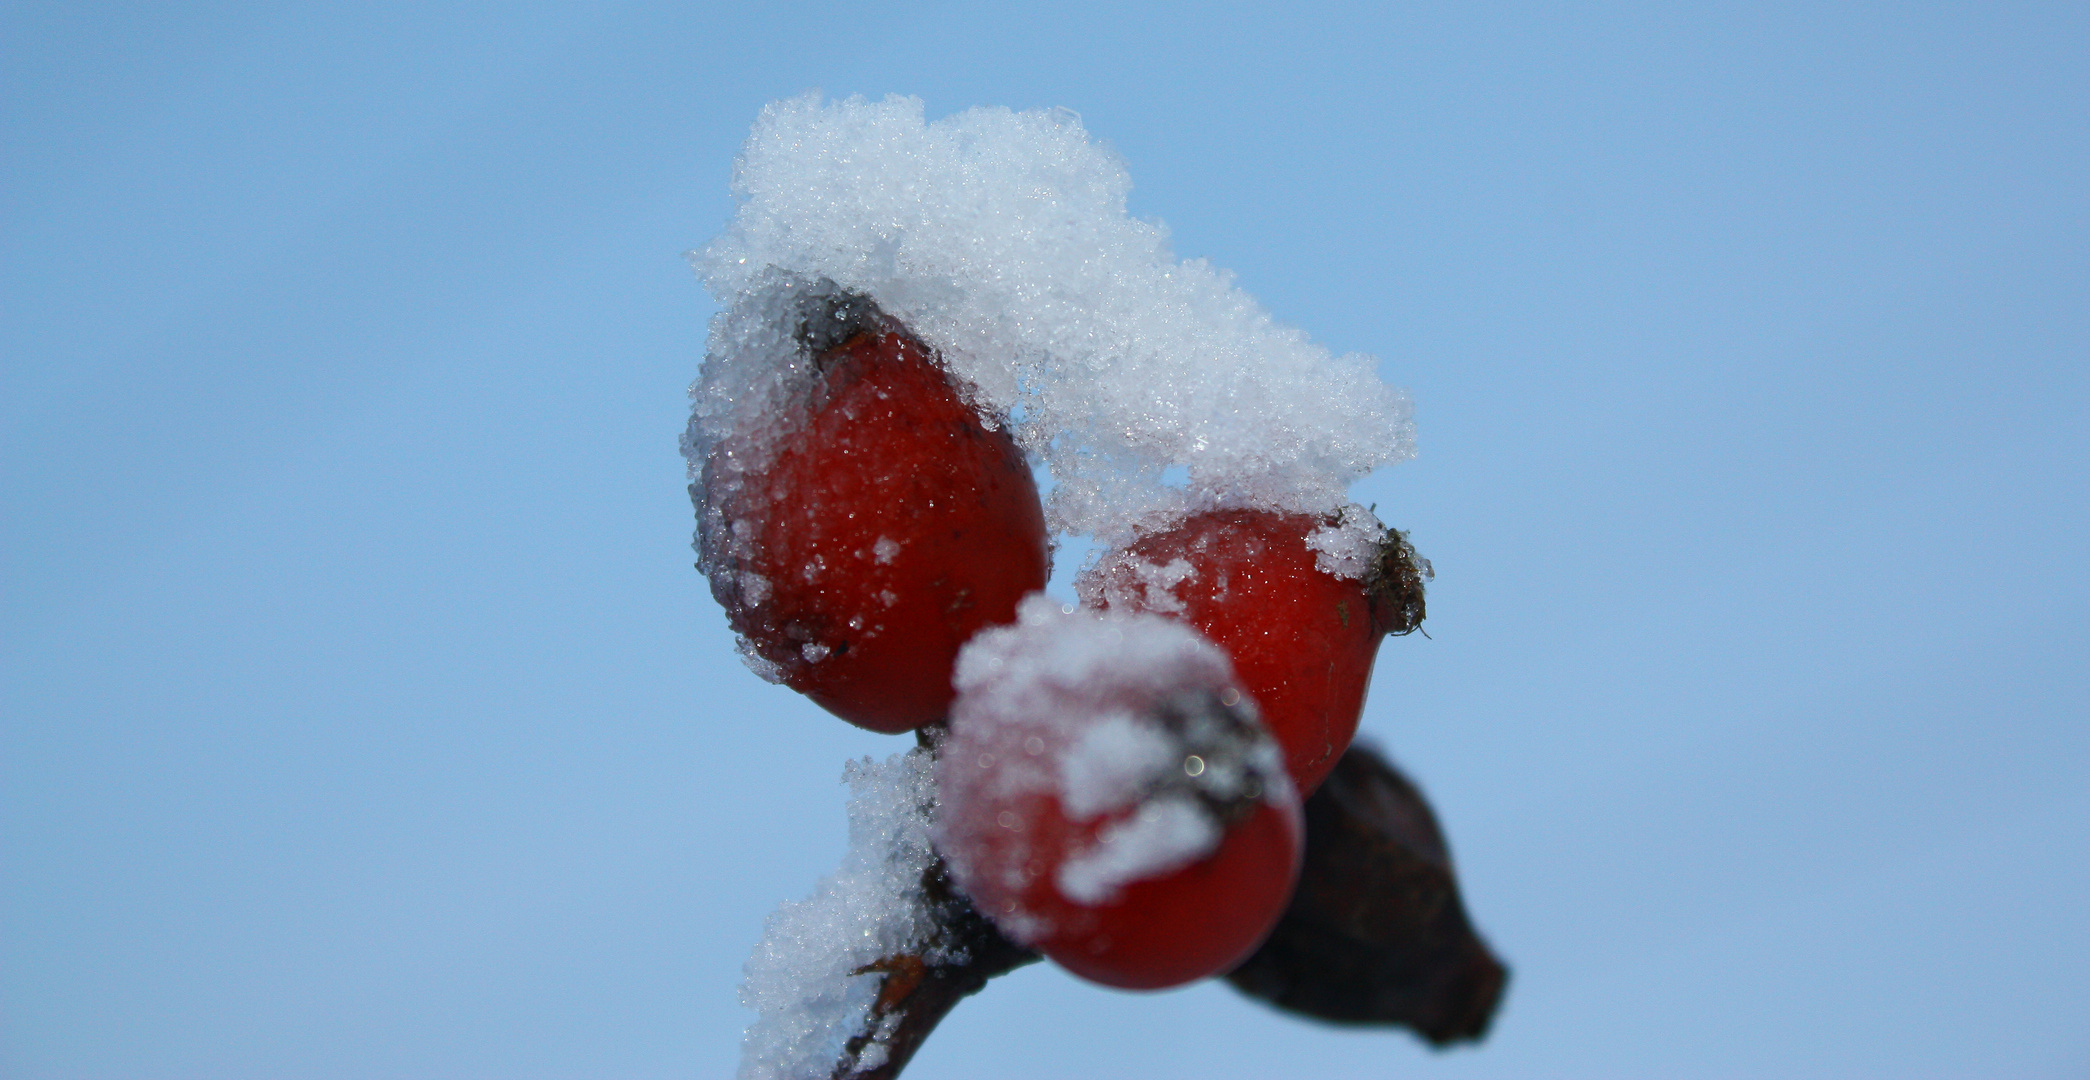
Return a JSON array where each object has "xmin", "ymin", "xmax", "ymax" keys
[
  {"xmin": 736, "ymin": 749, "xmax": 939, "ymax": 1080},
  {"xmin": 1059, "ymin": 713, "xmax": 1180, "ymax": 819},
  {"xmin": 686, "ymin": 93, "xmax": 1413, "ymax": 548},
  {"xmin": 734, "ymin": 636, "xmax": 784, "ymax": 684},
  {"xmin": 944, "ymin": 596, "xmax": 1244, "ymax": 815},
  {"xmin": 1099, "ymin": 552, "xmax": 1198, "ymax": 612},
  {"xmin": 1305, "ymin": 503, "xmax": 1390, "ymax": 581},
  {"xmin": 938, "ymin": 595, "xmax": 1293, "ymax": 918}
]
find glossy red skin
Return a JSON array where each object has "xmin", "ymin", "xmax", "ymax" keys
[
  {"xmin": 1087, "ymin": 510, "xmax": 1383, "ymax": 795},
  {"xmin": 954, "ymin": 789, "xmax": 1303, "ymax": 991},
  {"xmin": 706, "ymin": 329, "xmax": 1050, "ymax": 733}
]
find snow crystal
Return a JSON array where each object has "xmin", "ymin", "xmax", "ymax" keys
[
  {"xmin": 687, "ymin": 93, "xmax": 1413, "ymax": 549},
  {"xmin": 1082, "ymin": 550, "xmax": 1199, "ymax": 612},
  {"xmin": 734, "ymin": 637, "xmax": 784, "ymax": 685},
  {"xmin": 736, "ymin": 749, "xmax": 939, "ymax": 1080},
  {"xmin": 1304, "ymin": 503, "xmax": 1389, "ymax": 580}
]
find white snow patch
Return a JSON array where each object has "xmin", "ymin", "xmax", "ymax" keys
[
  {"xmin": 736, "ymin": 750, "xmax": 939, "ymax": 1080},
  {"xmin": 1059, "ymin": 712, "xmax": 1180, "ymax": 819},
  {"xmin": 949, "ymin": 595, "xmax": 1239, "ymax": 758},
  {"xmin": 1304, "ymin": 504, "xmax": 1386, "ymax": 581},
  {"xmin": 1083, "ymin": 552, "xmax": 1197, "ymax": 613},
  {"xmin": 686, "ymin": 93, "xmax": 1413, "ymax": 549},
  {"xmin": 1056, "ymin": 794, "xmax": 1221, "ymax": 905}
]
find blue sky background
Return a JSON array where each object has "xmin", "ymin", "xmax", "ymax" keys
[{"xmin": 3, "ymin": 3, "xmax": 2084, "ymax": 1078}]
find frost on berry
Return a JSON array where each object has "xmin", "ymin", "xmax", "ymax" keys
[
  {"xmin": 684, "ymin": 276, "xmax": 851, "ymax": 680},
  {"xmin": 685, "ymin": 278, "xmax": 1050, "ymax": 731},
  {"xmin": 1075, "ymin": 506, "xmax": 1434, "ymax": 795},
  {"xmin": 1304, "ymin": 504, "xmax": 1393, "ymax": 581},
  {"xmin": 1055, "ymin": 795, "xmax": 1217, "ymax": 905},
  {"xmin": 936, "ymin": 595, "xmax": 1297, "ymax": 954}
]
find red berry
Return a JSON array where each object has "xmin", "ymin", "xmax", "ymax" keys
[
  {"xmin": 1077, "ymin": 508, "xmax": 1427, "ymax": 795},
  {"xmin": 938, "ymin": 599, "xmax": 1304, "ymax": 990},
  {"xmin": 696, "ymin": 292, "xmax": 1051, "ymax": 733}
]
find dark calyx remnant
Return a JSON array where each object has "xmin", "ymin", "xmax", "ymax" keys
[
  {"xmin": 1366, "ymin": 525, "xmax": 1431, "ymax": 638},
  {"xmin": 793, "ymin": 279, "xmax": 893, "ymax": 361},
  {"xmin": 1225, "ymin": 742, "xmax": 1507, "ymax": 1045}
]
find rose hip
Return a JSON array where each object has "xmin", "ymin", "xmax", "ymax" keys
[
  {"xmin": 1078, "ymin": 507, "xmax": 1427, "ymax": 794},
  {"xmin": 937, "ymin": 598, "xmax": 1303, "ymax": 990},
  {"xmin": 696, "ymin": 292, "xmax": 1051, "ymax": 733}
]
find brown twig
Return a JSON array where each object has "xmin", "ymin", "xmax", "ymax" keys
[
  {"xmin": 828, "ymin": 855, "xmax": 1040, "ymax": 1079},
  {"xmin": 817, "ymin": 727, "xmax": 1041, "ymax": 1079}
]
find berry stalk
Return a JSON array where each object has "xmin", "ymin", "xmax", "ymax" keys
[{"xmin": 828, "ymin": 852, "xmax": 1040, "ymax": 1080}]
